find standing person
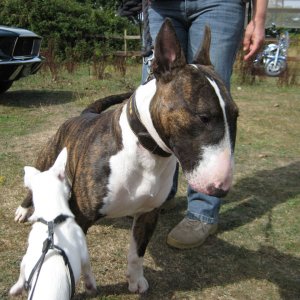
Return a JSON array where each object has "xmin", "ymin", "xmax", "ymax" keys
[{"xmin": 141, "ymin": 0, "xmax": 268, "ymax": 249}]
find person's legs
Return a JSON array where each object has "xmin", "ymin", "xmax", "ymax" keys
[
  {"xmin": 186, "ymin": 0, "xmax": 245, "ymax": 217},
  {"xmin": 141, "ymin": 0, "xmax": 245, "ymax": 249},
  {"xmin": 167, "ymin": 0, "xmax": 245, "ymax": 249},
  {"xmin": 166, "ymin": 163, "xmax": 179, "ymax": 201},
  {"xmin": 187, "ymin": 0, "xmax": 246, "ymax": 87},
  {"xmin": 187, "ymin": 187, "xmax": 221, "ymax": 223}
]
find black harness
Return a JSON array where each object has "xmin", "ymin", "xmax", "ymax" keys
[
  {"xmin": 25, "ymin": 214, "xmax": 75, "ymax": 300},
  {"xmin": 126, "ymin": 93, "xmax": 172, "ymax": 157}
]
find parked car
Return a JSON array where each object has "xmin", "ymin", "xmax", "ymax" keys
[{"xmin": 0, "ymin": 25, "xmax": 44, "ymax": 93}]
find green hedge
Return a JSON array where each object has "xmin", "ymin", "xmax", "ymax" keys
[{"xmin": 0, "ymin": 0, "xmax": 140, "ymax": 61}]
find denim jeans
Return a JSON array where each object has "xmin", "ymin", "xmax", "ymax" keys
[{"xmin": 142, "ymin": 0, "xmax": 245, "ymax": 224}]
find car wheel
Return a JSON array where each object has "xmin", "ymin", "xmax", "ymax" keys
[{"xmin": 0, "ymin": 81, "xmax": 13, "ymax": 93}]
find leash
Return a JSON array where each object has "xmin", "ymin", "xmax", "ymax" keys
[
  {"xmin": 126, "ymin": 93, "xmax": 172, "ymax": 157},
  {"xmin": 25, "ymin": 214, "xmax": 75, "ymax": 300},
  {"xmin": 142, "ymin": 0, "xmax": 155, "ymax": 82},
  {"xmin": 142, "ymin": 0, "xmax": 153, "ymax": 58}
]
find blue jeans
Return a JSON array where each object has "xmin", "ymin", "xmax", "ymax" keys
[{"xmin": 142, "ymin": 0, "xmax": 245, "ymax": 224}]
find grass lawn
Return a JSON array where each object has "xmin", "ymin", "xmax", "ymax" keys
[{"xmin": 0, "ymin": 64, "xmax": 299, "ymax": 300}]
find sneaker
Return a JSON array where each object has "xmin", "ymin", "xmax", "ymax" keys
[{"xmin": 167, "ymin": 217, "xmax": 218, "ymax": 249}]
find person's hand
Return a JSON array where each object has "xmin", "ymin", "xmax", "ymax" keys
[{"xmin": 243, "ymin": 19, "xmax": 265, "ymax": 61}]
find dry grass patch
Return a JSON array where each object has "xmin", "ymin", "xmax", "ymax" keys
[{"xmin": 0, "ymin": 66, "xmax": 299, "ymax": 299}]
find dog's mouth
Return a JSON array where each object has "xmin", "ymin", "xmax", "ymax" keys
[
  {"xmin": 189, "ymin": 182, "xmax": 229, "ymax": 198},
  {"xmin": 206, "ymin": 184, "xmax": 229, "ymax": 198},
  {"xmin": 185, "ymin": 166, "xmax": 233, "ymax": 198}
]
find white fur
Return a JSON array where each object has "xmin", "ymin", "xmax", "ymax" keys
[
  {"xmin": 99, "ymin": 81, "xmax": 176, "ymax": 292},
  {"xmin": 185, "ymin": 77, "xmax": 234, "ymax": 193},
  {"xmin": 135, "ymin": 79, "xmax": 172, "ymax": 154},
  {"xmin": 15, "ymin": 206, "xmax": 30, "ymax": 222},
  {"xmin": 10, "ymin": 148, "xmax": 97, "ymax": 299},
  {"xmin": 127, "ymin": 225, "xmax": 149, "ymax": 293},
  {"xmin": 100, "ymin": 84, "xmax": 176, "ymax": 218}
]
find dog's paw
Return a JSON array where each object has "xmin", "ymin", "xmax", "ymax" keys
[
  {"xmin": 128, "ymin": 276, "xmax": 149, "ymax": 293},
  {"xmin": 9, "ymin": 283, "xmax": 24, "ymax": 296},
  {"xmin": 84, "ymin": 278, "xmax": 98, "ymax": 296},
  {"xmin": 85, "ymin": 285, "xmax": 98, "ymax": 296},
  {"xmin": 14, "ymin": 206, "xmax": 29, "ymax": 223}
]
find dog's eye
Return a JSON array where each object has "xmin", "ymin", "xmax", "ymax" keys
[{"xmin": 198, "ymin": 114, "xmax": 210, "ymax": 124}]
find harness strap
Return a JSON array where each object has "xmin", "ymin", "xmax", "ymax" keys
[
  {"xmin": 126, "ymin": 94, "xmax": 171, "ymax": 157},
  {"xmin": 54, "ymin": 245, "xmax": 76, "ymax": 298},
  {"xmin": 25, "ymin": 215, "xmax": 75, "ymax": 299},
  {"xmin": 37, "ymin": 214, "xmax": 70, "ymax": 226},
  {"xmin": 25, "ymin": 238, "xmax": 52, "ymax": 300}
]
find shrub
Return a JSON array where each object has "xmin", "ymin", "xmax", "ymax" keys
[{"xmin": 0, "ymin": 0, "xmax": 140, "ymax": 61}]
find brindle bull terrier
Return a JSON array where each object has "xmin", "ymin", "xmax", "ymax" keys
[{"xmin": 15, "ymin": 19, "xmax": 238, "ymax": 293}]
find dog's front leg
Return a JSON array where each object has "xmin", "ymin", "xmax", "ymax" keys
[
  {"xmin": 127, "ymin": 208, "xmax": 160, "ymax": 293},
  {"xmin": 15, "ymin": 192, "xmax": 32, "ymax": 222}
]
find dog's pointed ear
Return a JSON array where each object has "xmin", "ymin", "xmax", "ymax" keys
[
  {"xmin": 24, "ymin": 166, "xmax": 40, "ymax": 189},
  {"xmin": 193, "ymin": 26, "xmax": 213, "ymax": 66},
  {"xmin": 152, "ymin": 18, "xmax": 186, "ymax": 82},
  {"xmin": 51, "ymin": 147, "xmax": 68, "ymax": 181}
]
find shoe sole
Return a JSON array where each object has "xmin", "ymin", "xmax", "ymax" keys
[{"xmin": 166, "ymin": 226, "xmax": 218, "ymax": 250}]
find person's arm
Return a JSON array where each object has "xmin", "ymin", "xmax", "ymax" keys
[{"xmin": 243, "ymin": 0, "xmax": 268, "ymax": 61}]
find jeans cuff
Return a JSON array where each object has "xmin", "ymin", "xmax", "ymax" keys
[{"xmin": 186, "ymin": 211, "xmax": 218, "ymax": 224}]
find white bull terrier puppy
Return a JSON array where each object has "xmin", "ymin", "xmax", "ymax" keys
[{"xmin": 10, "ymin": 148, "xmax": 97, "ymax": 300}]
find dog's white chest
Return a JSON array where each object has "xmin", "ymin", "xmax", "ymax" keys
[{"xmin": 99, "ymin": 105, "xmax": 176, "ymax": 218}]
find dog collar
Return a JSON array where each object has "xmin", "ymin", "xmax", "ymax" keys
[
  {"xmin": 37, "ymin": 214, "xmax": 71, "ymax": 227},
  {"xmin": 37, "ymin": 214, "xmax": 72, "ymax": 249},
  {"xmin": 126, "ymin": 93, "xmax": 172, "ymax": 157}
]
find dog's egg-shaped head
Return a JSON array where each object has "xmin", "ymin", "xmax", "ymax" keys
[
  {"xmin": 24, "ymin": 147, "xmax": 70, "ymax": 210},
  {"xmin": 150, "ymin": 19, "xmax": 239, "ymax": 197}
]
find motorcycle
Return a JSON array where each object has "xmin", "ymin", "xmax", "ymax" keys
[{"xmin": 253, "ymin": 24, "xmax": 289, "ymax": 77}]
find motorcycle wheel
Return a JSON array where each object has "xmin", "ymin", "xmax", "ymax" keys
[{"xmin": 264, "ymin": 59, "xmax": 287, "ymax": 77}]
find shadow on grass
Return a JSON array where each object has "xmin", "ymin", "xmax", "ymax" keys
[
  {"xmin": 143, "ymin": 241, "xmax": 300, "ymax": 299},
  {"xmin": 221, "ymin": 161, "xmax": 300, "ymax": 232},
  {"xmin": 90, "ymin": 161, "xmax": 300, "ymax": 299},
  {"xmin": 0, "ymin": 90, "xmax": 76, "ymax": 107},
  {"xmin": 87, "ymin": 242, "xmax": 299, "ymax": 300}
]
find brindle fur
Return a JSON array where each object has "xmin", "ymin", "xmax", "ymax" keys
[
  {"xmin": 18, "ymin": 19, "xmax": 238, "ymax": 292},
  {"xmin": 35, "ymin": 105, "xmax": 125, "ymax": 232},
  {"xmin": 149, "ymin": 23, "xmax": 238, "ymax": 174}
]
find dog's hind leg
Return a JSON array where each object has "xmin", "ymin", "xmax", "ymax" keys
[
  {"xmin": 81, "ymin": 245, "xmax": 98, "ymax": 295},
  {"xmin": 78, "ymin": 227, "xmax": 97, "ymax": 294},
  {"xmin": 127, "ymin": 208, "xmax": 160, "ymax": 293},
  {"xmin": 9, "ymin": 255, "xmax": 27, "ymax": 296}
]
